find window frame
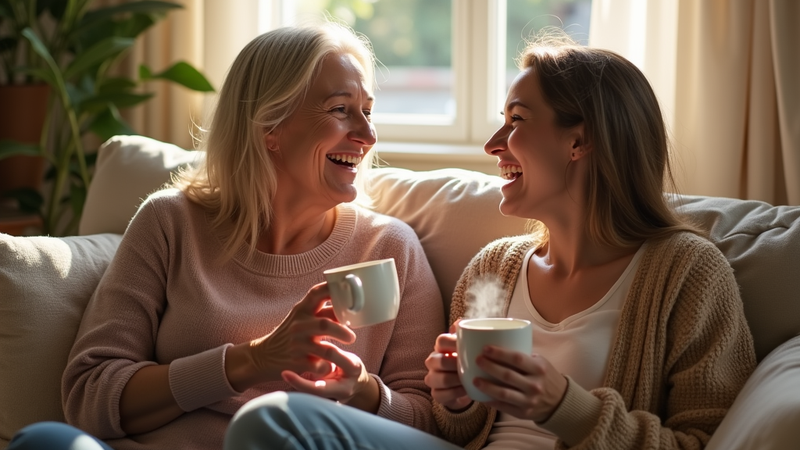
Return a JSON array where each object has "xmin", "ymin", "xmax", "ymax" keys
[{"xmin": 255, "ymin": 0, "xmax": 521, "ymax": 171}]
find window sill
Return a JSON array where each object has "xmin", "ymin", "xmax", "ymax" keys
[{"xmin": 373, "ymin": 141, "xmax": 498, "ymax": 175}]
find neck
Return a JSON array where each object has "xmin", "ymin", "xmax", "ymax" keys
[{"xmin": 256, "ymin": 203, "xmax": 338, "ymax": 255}]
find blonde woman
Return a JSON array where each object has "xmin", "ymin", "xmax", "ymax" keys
[
  {"xmin": 223, "ymin": 32, "xmax": 756, "ymax": 450},
  {"xmin": 9, "ymin": 23, "xmax": 444, "ymax": 450}
]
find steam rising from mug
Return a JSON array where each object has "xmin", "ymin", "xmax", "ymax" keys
[{"xmin": 465, "ymin": 275, "xmax": 505, "ymax": 319}]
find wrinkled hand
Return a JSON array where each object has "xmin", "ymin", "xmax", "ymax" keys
[
  {"xmin": 424, "ymin": 323, "xmax": 473, "ymax": 411},
  {"xmin": 281, "ymin": 347, "xmax": 378, "ymax": 411},
  {"xmin": 249, "ymin": 282, "xmax": 356, "ymax": 382},
  {"xmin": 474, "ymin": 346, "xmax": 568, "ymax": 423}
]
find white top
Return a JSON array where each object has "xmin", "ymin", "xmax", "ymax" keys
[{"xmin": 484, "ymin": 243, "xmax": 646, "ymax": 449}]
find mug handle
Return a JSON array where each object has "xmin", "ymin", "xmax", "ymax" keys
[{"xmin": 343, "ymin": 274, "xmax": 365, "ymax": 312}]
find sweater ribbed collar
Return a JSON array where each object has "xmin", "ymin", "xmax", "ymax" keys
[{"xmin": 228, "ymin": 203, "xmax": 357, "ymax": 276}]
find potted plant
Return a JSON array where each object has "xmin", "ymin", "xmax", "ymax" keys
[{"xmin": 0, "ymin": 0, "xmax": 214, "ymax": 236}]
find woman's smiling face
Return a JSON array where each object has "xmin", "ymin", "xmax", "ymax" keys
[
  {"xmin": 268, "ymin": 52, "xmax": 376, "ymax": 209},
  {"xmin": 484, "ymin": 67, "xmax": 580, "ymax": 220}
]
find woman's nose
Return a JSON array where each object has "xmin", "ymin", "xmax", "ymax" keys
[
  {"xmin": 350, "ymin": 114, "xmax": 377, "ymax": 146},
  {"xmin": 484, "ymin": 126, "xmax": 509, "ymax": 155}
]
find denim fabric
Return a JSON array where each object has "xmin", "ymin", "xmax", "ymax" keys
[
  {"xmin": 8, "ymin": 422, "xmax": 113, "ymax": 450},
  {"xmin": 224, "ymin": 392, "xmax": 462, "ymax": 450}
]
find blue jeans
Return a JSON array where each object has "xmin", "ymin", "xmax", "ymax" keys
[
  {"xmin": 8, "ymin": 422, "xmax": 113, "ymax": 450},
  {"xmin": 224, "ymin": 392, "xmax": 463, "ymax": 450}
]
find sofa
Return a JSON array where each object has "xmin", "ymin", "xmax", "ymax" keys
[{"xmin": 1, "ymin": 135, "xmax": 799, "ymax": 449}]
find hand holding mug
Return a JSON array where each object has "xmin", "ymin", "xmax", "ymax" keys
[
  {"xmin": 248, "ymin": 282, "xmax": 356, "ymax": 383},
  {"xmin": 473, "ymin": 342, "xmax": 568, "ymax": 423},
  {"xmin": 424, "ymin": 322, "xmax": 473, "ymax": 411}
]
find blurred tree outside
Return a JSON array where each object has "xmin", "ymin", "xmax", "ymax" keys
[{"xmin": 292, "ymin": 0, "xmax": 591, "ymax": 115}]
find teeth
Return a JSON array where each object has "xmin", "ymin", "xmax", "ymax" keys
[
  {"xmin": 500, "ymin": 165, "xmax": 522, "ymax": 180},
  {"xmin": 327, "ymin": 154, "xmax": 363, "ymax": 165}
]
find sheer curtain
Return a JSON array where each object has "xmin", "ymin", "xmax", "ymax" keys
[{"xmin": 590, "ymin": 0, "xmax": 800, "ymax": 205}]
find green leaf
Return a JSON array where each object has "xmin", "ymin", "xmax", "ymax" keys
[
  {"xmin": 79, "ymin": 1, "xmax": 182, "ymax": 28},
  {"xmin": 22, "ymin": 27, "xmax": 68, "ymax": 102},
  {"xmin": 15, "ymin": 66, "xmax": 58, "ymax": 87},
  {"xmin": 139, "ymin": 64, "xmax": 152, "ymax": 80},
  {"xmin": 69, "ymin": 181, "xmax": 87, "ymax": 217},
  {"xmin": 64, "ymin": 37, "xmax": 134, "ymax": 80},
  {"xmin": 145, "ymin": 61, "xmax": 215, "ymax": 92},
  {"xmin": 88, "ymin": 107, "xmax": 136, "ymax": 141},
  {"xmin": 0, "ymin": 140, "xmax": 42, "ymax": 160},
  {"xmin": 4, "ymin": 188, "xmax": 44, "ymax": 214},
  {"xmin": 78, "ymin": 91, "xmax": 154, "ymax": 113},
  {"xmin": 98, "ymin": 77, "xmax": 138, "ymax": 93},
  {"xmin": 116, "ymin": 14, "xmax": 157, "ymax": 39}
]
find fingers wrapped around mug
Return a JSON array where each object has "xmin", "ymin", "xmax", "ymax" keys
[
  {"xmin": 424, "ymin": 332, "xmax": 472, "ymax": 411},
  {"xmin": 473, "ymin": 347, "xmax": 568, "ymax": 423},
  {"xmin": 249, "ymin": 282, "xmax": 357, "ymax": 381}
]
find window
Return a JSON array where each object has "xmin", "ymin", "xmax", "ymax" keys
[{"xmin": 257, "ymin": 0, "xmax": 591, "ymax": 168}]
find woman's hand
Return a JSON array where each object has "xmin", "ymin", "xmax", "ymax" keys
[
  {"xmin": 424, "ymin": 323, "xmax": 473, "ymax": 411},
  {"xmin": 229, "ymin": 282, "xmax": 357, "ymax": 390},
  {"xmin": 474, "ymin": 346, "xmax": 568, "ymax": 423},
  {"xmin": 281, "ymin": 347, "xmax": 380, "ymax": 413}
]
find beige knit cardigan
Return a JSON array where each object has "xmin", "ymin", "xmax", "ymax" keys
[{"xmin": 432, "ymin": 232, "xmax": 756, "ymax": 450}]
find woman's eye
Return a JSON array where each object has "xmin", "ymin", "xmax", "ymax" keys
[
  {"xmin": 331, "ymin": 106, "xmax": 347, "ymax": 114},
  {"xmin": 363, "ymin": 110, "xmax": 372, "ymax": 119},
  {"xmin": 510, "ymin": 114, "xmax": 523, "ymax": 122}
]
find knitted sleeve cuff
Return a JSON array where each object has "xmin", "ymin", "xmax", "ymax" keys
[
  {"xmin": 537, "ymin": 376, "xmax": 603, "ymax": 447},
  {"xmin": 373, "ymin": 374, "xmax": 414, "ymax": 424},
  {"xmin": 432, "ymin": 399, "xmax": 489, "ymax": 446},
  {"xmin": 168, "ymin": 344, "xmax": 240, "ymax": 412}
]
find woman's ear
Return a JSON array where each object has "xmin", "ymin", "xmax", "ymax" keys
[
  {"xmin": 568, "ymin": 125, "xmax": 592, "ymax": 161},
  {"xmin": 264, "ymin": 129, "xmax": 280, "ymax": 152}
]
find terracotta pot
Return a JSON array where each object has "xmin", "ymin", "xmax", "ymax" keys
[{"xmin": 0, "ymin": 83, "xmax": 50, "ymax": 196}]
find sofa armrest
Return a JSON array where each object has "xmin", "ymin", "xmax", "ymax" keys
[{"xmin": 706, "ymin": 335, "xmax": 800, "ymax": 449}]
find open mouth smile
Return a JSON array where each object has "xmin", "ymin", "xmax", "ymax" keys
[
  {"xmin": 327, "ymin": 154, "xmax": 362, "ymax": 169},
  {"xmin": 500, "ymin": 165, "xmax": 522, "ymax": 181}
]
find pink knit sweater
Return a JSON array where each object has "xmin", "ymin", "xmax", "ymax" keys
[{"xmin": 62, "ymin": 188, "xmax": 445, "ymax": 450}]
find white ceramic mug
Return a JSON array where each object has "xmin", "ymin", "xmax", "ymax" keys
[
  {"xmin": 457, "ymin": 317, "xmax": 533, "ymax": 402},
  {"xmin": 323, "ymin": 258, "xmax": 400, "ymax": 328}
]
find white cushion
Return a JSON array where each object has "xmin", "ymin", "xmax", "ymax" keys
[
  {"xmin": 79, "ymin": 135, "xmax": 201, "ymax": 236},
  {"xmin": 0, "ymin": 232, "xmax": 122, "ymax": 443},
  {"xmin": 706, "ymin": 335, "xmax": 800, "ymax": 449}
]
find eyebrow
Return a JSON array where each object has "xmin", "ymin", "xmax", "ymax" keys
[
  {"xmin": 505, "ymin": 100, "xmax": 528, "ymax": 111},
  {"xmin": 325, "ymin": 91, "xmax": 375, "ymax": 102}
]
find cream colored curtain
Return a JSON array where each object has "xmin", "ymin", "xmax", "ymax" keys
[
  {"xmin": 590, "ymin": 0, "xmax": 800, "ymax": 205},
  {"xmin": 120, "ymin": 0, "xmax": 204, "ymax": 150},
  {"xmin": 107, "ymin": 0, "xmax": 262, "ymax": 150}
]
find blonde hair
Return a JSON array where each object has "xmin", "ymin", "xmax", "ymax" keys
[
  {"xmin": 518, "ymin": 29, "xmax": 701, "ymax": 246},
  {"xmin": 172, "ymin": 22, "xmax": 377, "ymax": 261}
]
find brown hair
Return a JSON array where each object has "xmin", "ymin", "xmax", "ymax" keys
[{"xmin": 518, "ymin": 30, "xmax": 700, "ymax": 246}]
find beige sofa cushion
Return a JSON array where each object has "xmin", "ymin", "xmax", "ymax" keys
[
  {"xmin": 79, "ymin": 135, "xmax": 201, "ymax": 236},
  {"xmin": 367, "ymin": 167, "xmax": 527, "ymax": 311},
  {"xmin": 673, "ymin": 195, "xmax": 800, "ymax": 361},
  {"xmin": 706, "ymin": 335, "xmax": 800, "ymax": 450},
  {"xmin": 0, "ymin": 233, "xmax": 122, "ymax": 444}
]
